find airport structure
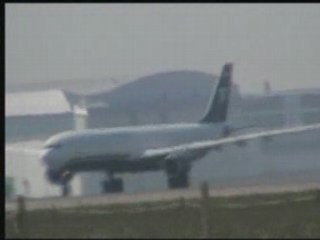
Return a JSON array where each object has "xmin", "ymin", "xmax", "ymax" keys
[
  {"xmin": 5, "ymin": 71, "xmax": 320, "ymax": 198},
  {"xmin": 5, "ymin": 90, "xmax": 74, "ymax": 197},
  {"xmin": 6, "ymin": 90, "xmax": 73, "ymax": 142}
]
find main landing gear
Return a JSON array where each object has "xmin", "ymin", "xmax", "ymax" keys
[{"xmin": 101, "ymin": 172, "xmax": 124, "ymax": 194}]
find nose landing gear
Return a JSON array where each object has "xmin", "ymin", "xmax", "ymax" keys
[
  {"xmin": 61, "ymin": 183, "xmax": 72, "ymax": 197},
  {"xmin": 46, "ymin": 169, "xmax": 73, "ymax": 197}
]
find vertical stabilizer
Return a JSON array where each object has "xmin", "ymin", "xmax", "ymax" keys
[{"xmin": 200, "ymin": 63, "xmax": 233, "ymax": 123}]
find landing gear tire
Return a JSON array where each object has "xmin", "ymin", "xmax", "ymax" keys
[
  {"xmin": 102, "ymin": 178, "xmax": 123, "ymax": 194},
  {"xmin": 61, "ymin": 183, "xmax": 71, "ymax": 197},
  {"xmin": 167, "ymin": 172, "xmax": 189, "ymax": 189}
]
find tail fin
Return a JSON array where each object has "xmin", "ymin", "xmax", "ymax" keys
[{"xmin": 200, "ymin": 63, "xmax": 233, "ymax": 123}]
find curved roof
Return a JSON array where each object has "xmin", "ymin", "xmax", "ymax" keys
[{"xmin": 74, "ymin": 70, "xmax": 219, "ymax": 111}]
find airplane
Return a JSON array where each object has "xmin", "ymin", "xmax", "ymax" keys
[
  {"xmin": 40, "ymin": 62, "xmax": 233, "ymax": 195},
  {"xmin": 6, "ymin": 63, "xmax": 320, "ymax": 196}
]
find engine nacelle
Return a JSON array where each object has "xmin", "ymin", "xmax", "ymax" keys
[{"xmin": 163, "ymin": 157, "xmax": 191, "ymax": 177}]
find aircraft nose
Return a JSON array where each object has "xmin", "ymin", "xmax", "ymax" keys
[
  {"xmin": 41, "ymin": 149, "xmax": 53, "ymax": 165},
  {"xmin": 41, "ymin": 147, "xmax": 67, "ymax": 172}
]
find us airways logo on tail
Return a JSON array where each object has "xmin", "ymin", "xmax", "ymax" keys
[{"xmin": 217, "ymin": 87, "xmax": 229, "ymax": 104}]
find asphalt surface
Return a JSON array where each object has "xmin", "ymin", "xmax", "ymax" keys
[{"xmin": 5, "ymin": 170, "xmax": 320, "ymax": 213}]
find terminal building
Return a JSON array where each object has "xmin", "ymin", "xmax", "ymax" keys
[{"xmin": 5, "ymin": 70, "xmax": 320, "ymax": 198}]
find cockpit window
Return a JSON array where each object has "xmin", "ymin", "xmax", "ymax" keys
[{"xmin": 45, "ymin": 143, "xmax": 62, "ymax": 149}]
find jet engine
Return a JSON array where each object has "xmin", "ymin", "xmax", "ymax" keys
[
  {"xmin": 163, "ymin": 151, "xmax": 192, "ymax": 177},
  {"xmin": 162, "ymin": 151, "xmax": 194, "ymax": 189}
]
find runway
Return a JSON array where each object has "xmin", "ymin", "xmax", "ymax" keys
[{"xmin": 5, "ymin": 173, "xmax": 320, "ymax": 213}]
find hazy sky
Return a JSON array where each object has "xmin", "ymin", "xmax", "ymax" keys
[{"xmin": 6, "ymin": 4, "xmax": 320, "ymax": 93}]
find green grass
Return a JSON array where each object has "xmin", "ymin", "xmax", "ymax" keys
[{"xmin": 5, "ymin": 189, "xmax": 320, "ymax": 238}]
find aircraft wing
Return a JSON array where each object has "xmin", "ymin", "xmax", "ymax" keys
[{"xmin": 141, "ymin": 123, "xmax": 320, "ymax": 162}]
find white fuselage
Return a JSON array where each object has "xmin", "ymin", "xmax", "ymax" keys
[
  {"xmin": 41, "ymin": 62, "xmax": 234, "ymax": 188},
  {"xmin": 42, "ymin": 122, "xmax": 225, "ymax": 172}
]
